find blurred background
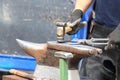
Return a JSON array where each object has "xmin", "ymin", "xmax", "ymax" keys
[{"xmin": 0, "ymin": 0, "xmax": 74, "ymax": 55}]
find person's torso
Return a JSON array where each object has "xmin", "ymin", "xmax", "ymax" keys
[{"xmin": 94, "ymin": 0, "xmax": 120, "ymax": 27}]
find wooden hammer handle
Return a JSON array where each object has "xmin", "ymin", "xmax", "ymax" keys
[
  {"xmin": 65, "ymin": 21, "xmax": 86, "ymax": 33},
  {"xmin": 9, "ymin": 69, "xmax": 36, "ymax": 80}
]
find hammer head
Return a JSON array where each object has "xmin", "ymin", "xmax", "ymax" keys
[
  {"xmin": 56, "ymin": 19, "xmax": 86, "ymax": 43},
  {"xmin": 56, "ymin": 22, "xmax": 66, "ymax": 43},
  {"xmin": 56, "ymin": 22, "xmax": 73, "ymax": 43}
]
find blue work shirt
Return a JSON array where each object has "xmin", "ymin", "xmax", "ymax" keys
[{"xmin": 94, "ymin": 0, "xmax": 120, "ymax": 27}]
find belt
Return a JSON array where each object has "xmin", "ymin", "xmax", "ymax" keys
[
  {"xmin": 94, "ymin": 21, "xmax": 115, "ymax": 30},
  {"xmin": 90, "ymin": 21, "xmax": 115, "ymax": 38}
]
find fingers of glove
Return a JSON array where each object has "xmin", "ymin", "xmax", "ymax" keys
[
  {"xmin": 66, "ymin": 21, "xmax": 86, "ymax": 35},
  {"xmin": 66, "ymin": 24, "xmax": 80, "ymax": 35},
  {"xmin": 69, "ymin": 9, "xmax": 83, "ymax": 23},
  {"xmin": 66, "ymin": 9, "xmax": 83, "ymax": 35}
]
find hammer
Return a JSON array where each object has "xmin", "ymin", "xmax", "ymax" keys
[
  {"xmin": 56, "ymin": 19, "xmax": 86, "ymax": 43},
  {"xmin": 54, "ymin": 51, "xmax": 74, "ymax": 80}
]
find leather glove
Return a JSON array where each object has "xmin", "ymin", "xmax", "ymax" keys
[
  {"xmin": 66, "ymin": 9, "xmax": 83, "ymax": 35},
  {"xmin": 105, "ymin": 24, "xmax": 120, "ymax": 50}
]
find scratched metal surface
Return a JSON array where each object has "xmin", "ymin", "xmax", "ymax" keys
[{"xmin": 0, "ymin": 0, "xmax": 73, "ymax": 55}]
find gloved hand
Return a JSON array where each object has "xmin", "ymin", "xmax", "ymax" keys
[
  {"xmin": 66, "ymin": 9, "xmax": 83, "ymax": 35},
  {"xmin": 105, "ymin": 24, "xmax": 120, "ymax": 50}
]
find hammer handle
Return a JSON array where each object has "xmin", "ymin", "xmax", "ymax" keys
[
  {"xmin": 65, "ymin": 21, "xmax": 86, "ymax": 33},
  {"xmin": 9, "ymin": 69, "xmax": 36, "ymax": 80},
  {"xmin": 65, "ymin": 27, "xmax": 72, "ymax": 33}
]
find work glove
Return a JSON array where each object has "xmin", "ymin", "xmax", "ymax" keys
[
  {"xmin": 66, "ymin": 9, "xmax": 83, "ymax": 35},
  {"xmin": 105, "ymin": 24, "xmax": 120, "ymax": 50}
]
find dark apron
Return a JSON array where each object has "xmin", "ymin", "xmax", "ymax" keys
[{"xmin": 80, "ymin": 22, "xmax": 120, "ymax": 80}]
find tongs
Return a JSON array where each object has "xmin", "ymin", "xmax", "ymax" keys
[{"xmin": 73, "ymin": 38, "xmax": 109, "ymax": 46}]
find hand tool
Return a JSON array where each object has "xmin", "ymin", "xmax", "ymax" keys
[
  {"xmin": 3, "ymin": 75, "xmax": 30, "ymax": 80},
  {"xmin": 9, "ymin": 69, "xmax": 36, "ymax": 80},
  {"xmin": 55, "ymin": 51, "xmax": 73, "ymax": 80},
  {"xmin": 73, "ymin": 38, "xmax": 109, "ymax": 46},
  {"xmin": 0, "ymin": 68, "xmax": 36, "ymax": 80},
  {"xmin": 54, "ymin": 51, "xmax": 81, "ymax": 80},
  {"xmin": 56, "ymin": 19, "xmax": 86, "ymax": 43}
]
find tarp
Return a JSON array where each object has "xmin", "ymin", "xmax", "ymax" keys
[{"xmin": 0, "ymin": 54, "xmax": 36, "ymax": 71}]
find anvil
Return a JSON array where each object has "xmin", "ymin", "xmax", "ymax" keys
[{"xmin": 16, "ymin": 39, "xmax": 102, "ymax": 80}]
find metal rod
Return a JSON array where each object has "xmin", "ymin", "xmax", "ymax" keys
[
  {"xmin": 90, "ymin": 43, "xmax": 108, "ymax": 46},
  {"xmin": 91, "ymin": 38, "xmax": 109, "ymax": 42}
]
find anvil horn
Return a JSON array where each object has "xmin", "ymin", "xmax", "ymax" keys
[{"xmin": 16, "ymin": 39, "xmax": 47, "ymax": 63}]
